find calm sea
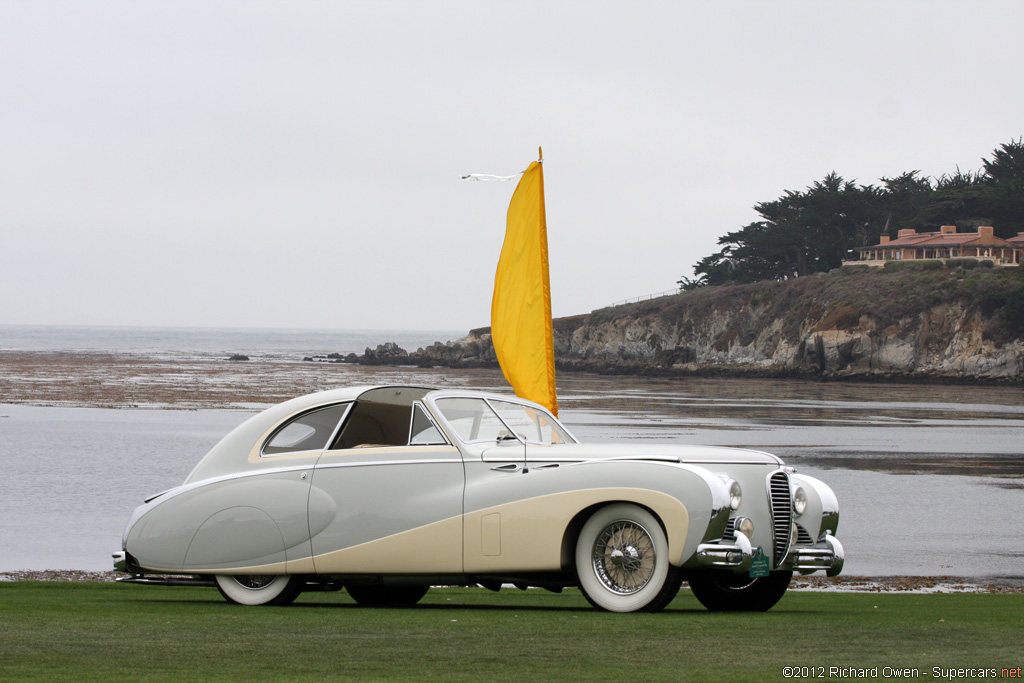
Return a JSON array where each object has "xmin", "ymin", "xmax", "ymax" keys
[
  {"xmin": 2, "ymin": 326, "xmax": 1023, "ymax": 579},
  {"xmin": 0, "ymin": 324, "xmax": 466, "ymax": 361}
]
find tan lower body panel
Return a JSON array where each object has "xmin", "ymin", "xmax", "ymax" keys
[
  {"xmin": 310, "ymin": 515, "xmax": 464, "ymax": 574},
  {"xmin": 463, "ymin": 488, "xmax": 689, "ymax": 573},
  {"xmin": 180, "ymin": 488, "xmax": 688, "ymax": 577}
]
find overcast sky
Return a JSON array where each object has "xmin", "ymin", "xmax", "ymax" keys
[{"xmin": 3, "ymin": 1, "xmax": 1022, "ymax": 334}]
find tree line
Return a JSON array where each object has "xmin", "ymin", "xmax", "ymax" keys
[{"xmin": 680, "ymin": 138, "xmax": 1024, "ymax": 289}]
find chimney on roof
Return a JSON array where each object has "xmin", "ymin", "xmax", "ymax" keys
[
  {"xmin": 979, "ymin": 226, "xmax": 994, "ymax": 238},
  {"xmin": 880, "ymin": 235, "xmax": 890, "ymax": 244},
  {"xmin": 941, "ymin": 225, "xmax": 957, "ymax": 235},
  {"xmin": 898, "ymin": 228, "xmax": 917, "ymax": 238}
]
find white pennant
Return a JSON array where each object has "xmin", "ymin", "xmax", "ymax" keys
[{"xmin": 460, "ymin": 173, "xmax": 522, "ymax": 182}]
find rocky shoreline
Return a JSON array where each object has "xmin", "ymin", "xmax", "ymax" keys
[{"xmin": 334, "ymin": 268, "xmax": 1024, "ymax": 384}]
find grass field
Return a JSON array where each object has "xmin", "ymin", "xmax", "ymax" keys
[{"xmin": 1, "ymin": 582, "xmax": 1021, "ymax": 681}]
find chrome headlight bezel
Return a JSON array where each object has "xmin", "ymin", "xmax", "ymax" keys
[
  {"xmin": 793, "ymin": 485, "xmax": 807, "ymax": 516},
  {"xmin": 717, "ymin": 475, "xmax": 742, "ymax": 510},
  {"xmin": 734, "ymin": 516, "xmax": 754, "ymax": 539}
]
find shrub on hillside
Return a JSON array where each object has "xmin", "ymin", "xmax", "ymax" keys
[
  {"xmin": 883, "ymin": 260, "xmax": 943, "ymax": 272},
  {"xmin": 946, "ymin": 258, "xmax": 979, "ymax": 270}
]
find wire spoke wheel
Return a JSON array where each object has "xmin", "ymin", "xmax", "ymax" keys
[
  {"xmin": 575, "ymin": 503, "xmax": 681, "ymax": 613},
  {"xmin": 592, "ymin": 520, "xmax": 657, "ymax": 594}
]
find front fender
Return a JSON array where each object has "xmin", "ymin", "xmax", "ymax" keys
[
  {"xmin": 462, "ymin": 460, "xmax": 730, "ymax": 572},
  {"xmin": 791, "ymin": 473, "xmax": 840, "ymax": 539}
]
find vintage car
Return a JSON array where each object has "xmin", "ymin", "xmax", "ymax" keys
[{"xmin": 113, "ymin": 385, "xmax": 843, "ymax": 612}]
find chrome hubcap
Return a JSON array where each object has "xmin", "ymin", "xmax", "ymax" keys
[
  {"xmin": 592, "ymin": 521, "xmax": 656, "ymax": 595},
  {"xmin": 235, "ymin": 575, "xmax": 276, "ymax": 590}
]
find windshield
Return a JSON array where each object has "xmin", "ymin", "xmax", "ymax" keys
[{"xmin": 433, "ymin": 396, "xmax": 574, "ymax": 445}]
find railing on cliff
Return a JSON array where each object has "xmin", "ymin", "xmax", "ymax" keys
[{"xmin": 609, "ymin": 288, "xmax": 682, "ymax": 307}]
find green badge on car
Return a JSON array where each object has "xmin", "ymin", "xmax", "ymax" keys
[{"xmin": 749, "ymin": 546, "xmax": 770, "ymax": 578}]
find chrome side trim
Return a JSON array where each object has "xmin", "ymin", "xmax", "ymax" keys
[
  {"xmin": 313, "ymin": 457, "xmax": 464, "ymax": 470},
  {"xmin": 140, "ymin": 463, "xmax": 318, "ymax": 507},
  {"xmin": 127, "ymin": 461, "xmax": 327, "ymax": 530},
  {"xmin": 584, "ymin": 455, "xmax": 781, "ymax": 467}
]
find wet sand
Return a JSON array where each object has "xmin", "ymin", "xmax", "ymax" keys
[{"xmin": 0, "ymin": 350, "xmax": 505, "ymax": 409}]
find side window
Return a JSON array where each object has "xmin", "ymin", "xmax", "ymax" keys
[
  {"xmin": 434, "ymin": 397, "xmax": 507, "ymax": 443},
  {"xmin": 262, "ymin": 403, "xmax": 350, "ymax": 456},
  {"xmin": 409, "ymin": 403, "xmax": 448, "ymax": 445},
  {"xmin": 489, "ymin": 400, "xmax": 572, "ymax": 445}
]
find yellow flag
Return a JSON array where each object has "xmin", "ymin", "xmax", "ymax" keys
[{"xmin": 491, "ymin": 148, "xmax": 558, "ymax": 416}]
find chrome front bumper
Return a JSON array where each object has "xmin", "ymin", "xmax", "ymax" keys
[
  {"xmin": 694, "ymin": 531, "xmax": 844, "ymax": 576},
  {"xmin": 788, "ymin": 532, "xmax": 845, "ymax": 577},
  {"xmin": 695, "ymin": 532, "xmax": 753, "ymax": 570}
]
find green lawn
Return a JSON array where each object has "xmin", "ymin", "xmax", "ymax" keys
[{"xmin": 1, "ymin": 582, "xmax": 1021, "ymax": 681}]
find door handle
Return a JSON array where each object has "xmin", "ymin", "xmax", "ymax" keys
[{"xmin": 491, "ymin": 463, "xmax": 522, "ymax": 473}]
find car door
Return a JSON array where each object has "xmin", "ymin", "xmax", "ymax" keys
[
  {"xmin": 307, "ymin": 399, "xmax": 465, "ymax": 575},
  {"xmin": 429, "ymin": 396, "xmax": 574, "ymax": 574}
]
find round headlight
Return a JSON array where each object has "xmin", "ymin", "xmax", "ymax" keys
[
  {"xmin": 728, "ymin": 480, "xmax": 742, "ymax": 510},
  {"xmin": 793, "ymin": 486, "xmax": 807, "ymax": 516},
  {"xmin": 734, "ymin": 517, "xmax": 754, "ymax": 539}
]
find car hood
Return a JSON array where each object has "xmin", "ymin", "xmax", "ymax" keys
[{"xmin": 521, "ymin": 442, "xmax": 784, "ymax": 466}]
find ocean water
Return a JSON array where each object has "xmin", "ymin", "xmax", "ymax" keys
[
  {"xmin": 1, "ymin": 326, "xmax": 1023, "ymax": 578},
  {"xmin": 0, "ymin": 324, "xmax": 466, "ymax": 361}
]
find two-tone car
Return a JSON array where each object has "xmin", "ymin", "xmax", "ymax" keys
[{"xmin": 113, "ymin": 385, "xmax": 843, "ymax": 612}]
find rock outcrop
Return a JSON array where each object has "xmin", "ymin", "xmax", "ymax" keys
[{"xmin": 349, "ymin": 267, "xmax": 1024, "ymax": 383}]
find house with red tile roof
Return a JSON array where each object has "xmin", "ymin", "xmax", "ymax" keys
[{"xmin": 847, "ymin": 226, "xmax": 1023, "ymax": 267}]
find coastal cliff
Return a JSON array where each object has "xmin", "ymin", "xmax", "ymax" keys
[{"xmin": 352, "ymin": 265, "xmax": 1024, "ymax": 382}]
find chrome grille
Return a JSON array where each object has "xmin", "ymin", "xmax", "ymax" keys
[
  {"xmin": 722, "ymin": 517, "xmax": 737, "ymax": 542},
  {"xmin": 768, "ymin": 471, "xmax": 792, "ymax": 566}
]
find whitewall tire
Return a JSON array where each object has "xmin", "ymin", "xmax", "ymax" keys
[
  {"xmin": 215, "ymin": 574, "xmax": 303, "ymax": 606},
  {"xmin": 575, "ymin": 503, "xmax": 682, "ymax": 613}
]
